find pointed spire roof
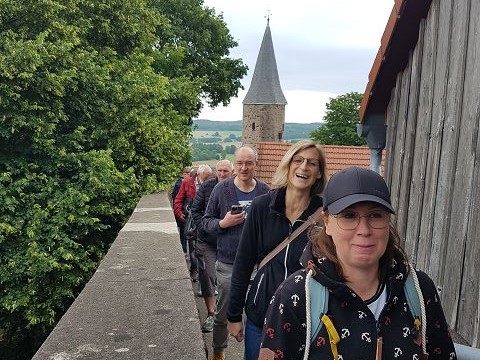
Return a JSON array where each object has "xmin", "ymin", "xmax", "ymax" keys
[{"xmin": 243, "ymin": 21, "xmax": 287, "ymax": 105}]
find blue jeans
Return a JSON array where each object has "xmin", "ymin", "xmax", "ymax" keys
[{"xmin": 245, "ymin": 318, "xmax": 263, "ymax": 360}]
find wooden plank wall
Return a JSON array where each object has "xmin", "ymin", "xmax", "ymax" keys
[
  {"xmin": 454, "ymin": 0, "xmax": 480, "ymax": 345},
  {"xmin": 384, "ymin": 0, "xmax": 480, "ymax": 346},
  {"xmin": 416, "ymin": 0, "xmax": 451, "ymax": 298},
  {"xmin": 387, "ymin": 56, "xmax": 411, "ymax": 240}
]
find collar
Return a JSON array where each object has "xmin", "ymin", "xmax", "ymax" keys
[{"xmin": 269, "ymin": 187, "xmax": 323, "ymax": 220}]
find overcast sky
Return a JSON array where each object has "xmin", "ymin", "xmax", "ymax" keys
[{"xmin": 197, "ymin": 0, "xmax": 394, "ymax": 124}]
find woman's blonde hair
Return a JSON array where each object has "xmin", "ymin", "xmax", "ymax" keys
[
  {"xmin": 271, "ymin": 140, "xmax": 328, "ymax": 196},
  {"xmin": 310, "ymin": 213, "xmax": 408, "ymax": 280}
]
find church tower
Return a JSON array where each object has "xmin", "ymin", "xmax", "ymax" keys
[{"xmin": 242, "ymin": 19, "xmax": 287, "ymax": 147}]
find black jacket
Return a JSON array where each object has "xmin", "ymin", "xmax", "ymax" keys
[
  {"xmin": 260, "ymin": 244, "xmax": 456, "ymax": 359},
  {"xmin": 227, "ymin": 187, "xmax": 322, "ymax": 327},
  {"xmin": 191, "ymin": 177, "xmax": 218, "ymax": 245}
]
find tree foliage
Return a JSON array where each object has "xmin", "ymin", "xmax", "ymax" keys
[
  {"xmin": 0, "ymin": 0, "xmax": 246, "ymax": 357},
  {"xmin": 151, "ymin": 0, "xmax": 247, "ymax": 108},
  {"xmin": 191, "ymin": 142, "xmax": 225, "ymax": 161},
  {"xmin": 310, "ymin": 92, "xmax": 366, "ymax": 146}
]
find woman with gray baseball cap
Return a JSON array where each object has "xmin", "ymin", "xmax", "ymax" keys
[{"xmin": 259, "ymin": 166, "xmax": 455, "ymax": 360}]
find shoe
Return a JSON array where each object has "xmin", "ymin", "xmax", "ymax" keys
[
  {"xmin": 201, "ymin": 314, "xmax": 215, "ymax": 333},
  {"xmin": 212, "ymin": 352, "xmax": 225, "ymax": 360},
  {"xmin": 190, "ymin": 270, "xmax": 199, "ymax": 282}
]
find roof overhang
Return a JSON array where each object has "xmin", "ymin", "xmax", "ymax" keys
[{"xmin": 359, "ymin": 0, "xmax": 433, "ymax": 122}]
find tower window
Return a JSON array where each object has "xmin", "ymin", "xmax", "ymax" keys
[
  {"xmin": 252, "ymin": 122, "xmax": 256, "ymax": 131},
  {"xmin": 278, "ymin": 132, "xmax": 282, "ymax": 140}
]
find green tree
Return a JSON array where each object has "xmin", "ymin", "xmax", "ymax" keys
[
  {"xmin": 310, "ymin": 92, "xmax": 366, "ymax": 146},
  {"xmin": 0, "ymin": 0, "xmax": 246, "ymax": 357},
  {"xmin": 151, "ymin": 0, "xmax": 248, "ymax": 108}
]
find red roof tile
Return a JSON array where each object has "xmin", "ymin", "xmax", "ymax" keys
[{"xmin": 256, "ymin": 141, "xmax": 384, "ymax": 186}]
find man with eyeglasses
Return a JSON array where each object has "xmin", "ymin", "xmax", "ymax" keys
[{"xmin": 202, "ymin": 146, "xmax": 270, "ymax": 360}]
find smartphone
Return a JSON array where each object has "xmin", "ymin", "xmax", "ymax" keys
[{"xmin": 231, "ymin": 205, "xmax": 243, "ymax": 215}]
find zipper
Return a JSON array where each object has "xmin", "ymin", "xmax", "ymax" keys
[
  {"xmin": 253, "ymin": 273, "xmax": 265, "ymax": 305},
  {"xmin": 284, "ymin": 223, "xmax": 294, "ymax": 280}
]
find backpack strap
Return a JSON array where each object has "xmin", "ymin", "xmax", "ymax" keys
[
  {"xmin": 308, "ymin": 274, "xmax": 329, "ymax": 344},
  {"xmin": 305, "ymin": 264, "xmax": 427, "ymax": 359},
  {"xmin": 404, "ymin": 264, "xmax": 427, "ymax": 356},
  {"xmin": 305, "ymin": 270, "xmax": 339, "ymax": 360},
  {"xmin": 404, "ymin": 269, "xmax": 421, "ymax": 321},
  {"xmin": 303, "ymin": 268, "xmax": 328, "ymax": 360}
]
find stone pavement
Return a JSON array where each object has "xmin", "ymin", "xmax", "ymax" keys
[
  {"xmin": 189, "ymin": 263, "xmax": 244, "ymax": 360},
  {"xmin": 32, "ymin": 192, "xmax": 223, "ymax": 360}
]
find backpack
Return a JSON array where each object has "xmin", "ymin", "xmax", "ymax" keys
[
  {"xmin": 304, "ymin": 263, "xmax": 426, "ymax": 360},
  {"xmin": 184, "ymin": 202, "xmax": 197, "ymax": 241},
  {"xmin": 171, "ymin": 178, "xmax": 182, "ymax": 204}
]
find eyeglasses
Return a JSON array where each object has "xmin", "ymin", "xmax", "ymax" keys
[
  {"xmin": 291, "ymin": 155, "xmax": 320, "ymax": 168},
  {"xmin": 333, "ymin": 210, "xmax": 390, "ymax": 230},
  {"xmin": 235, "ymin": 161, "xmax": 255, "ymax": 168}
]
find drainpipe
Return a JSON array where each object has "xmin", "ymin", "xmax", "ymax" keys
[{"xmin": 357, "ymin": 114, "xmax": 386, "ymax": 175}]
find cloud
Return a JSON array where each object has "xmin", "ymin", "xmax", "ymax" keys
[
  {"xmin": 199, "ymin": 0, "xmax": 393, "ymax": 123},
  {"xmin": 200, "ymin": 89, "xmax": 336, "ymax": 124}
]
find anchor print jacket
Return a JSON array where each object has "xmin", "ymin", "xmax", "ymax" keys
[{"xmin": 260, "ymin": 245, "xmax": 456, "ymax": 359}]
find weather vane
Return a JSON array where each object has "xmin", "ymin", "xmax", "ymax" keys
[{"xmin": 265, "ymin": 10, "xmax": 271, "ymax": 24}]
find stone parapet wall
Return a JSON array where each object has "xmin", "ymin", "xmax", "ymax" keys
[{"xmin": 32, "ymin": 193, "xmax": 206, "ymax": 360}]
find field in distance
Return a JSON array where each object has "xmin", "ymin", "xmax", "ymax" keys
[{"xmin": 191, "ymin": 119, "xmax": 323, "ymax": 164}]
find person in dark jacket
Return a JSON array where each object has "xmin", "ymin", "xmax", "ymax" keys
[
  {"xmin": 227, "ymin": 140, "xmax": 328, "ymax": 360},
  {"xmin": 169, "ymin": 166, "xmax": 191, "ymax": 254},
  {"xmin": 191, "ymin": 159, "xmax": 233, "ymax": 333},
  {"xmin": 259, "ymin": 167, "xmax": 456, "ymax": 360},
  {"xmin": 174, "ymin": 164, "xmax": 212, "ymax": 280},
  {"xmin": 202, "ymin": 145, "xmax": 271, "ymax": 360}
]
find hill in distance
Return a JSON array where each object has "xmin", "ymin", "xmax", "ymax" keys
[{"xmin": 193, "ymin": 119, "xmax": 323, "ymax": 141}]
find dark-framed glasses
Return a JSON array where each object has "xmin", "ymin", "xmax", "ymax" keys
[
  {"xmin": 291, "ymin": 155, "xmax": 320, "ymax": 168},
  {"xmin": 333, "ymin": 210, "xmax": 390, "ymax": 230}
]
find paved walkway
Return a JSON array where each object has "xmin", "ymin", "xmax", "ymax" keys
[
  {"xmin": 189, "ymin": 263, "xmax": 244, "ymax": 360},
  {"xmin": 33, "ymin": 192, "xmax": 243, "ymax": 360}
]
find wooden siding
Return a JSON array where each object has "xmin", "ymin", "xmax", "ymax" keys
[{"xmin": 384, "ymin": 0, "xmax": 480, "ymax": 346}]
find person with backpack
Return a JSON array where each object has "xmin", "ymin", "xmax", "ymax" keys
[
  {"xmin": 174, "ymin": 164, "xmax": 212, "ymax": 281},
  {"xmin": 258, "ymin": 166, "xmax": 456, "ymax": 360},
  {"xmin": 191, "ymin": 159, "xmax": 233, "ymax": 333}
]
